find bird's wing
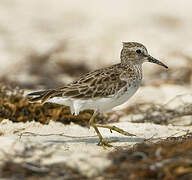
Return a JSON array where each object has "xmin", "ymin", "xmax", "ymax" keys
[{"xmin": 27, "ymin": 64, "xmax": 132, "ymax": 103}]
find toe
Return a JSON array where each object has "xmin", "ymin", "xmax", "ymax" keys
[{"xmin": 98, "ymin": 140, "xmax": 113, "ymax": 148}]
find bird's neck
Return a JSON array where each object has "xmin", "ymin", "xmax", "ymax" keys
[
  {"xmin": 123, "ymin": 63, "xmax": 143, "ymax": 81},
  {"xmin": 134, "ymin": 64, "xmax": 143, "ymax": 81}
]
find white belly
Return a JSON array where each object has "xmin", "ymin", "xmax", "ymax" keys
[{"xmin": 47, "ymin": 84, "xmax": 140, "ymax": 115}]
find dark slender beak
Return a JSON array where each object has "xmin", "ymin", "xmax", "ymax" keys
[{"xmin": 147, "ymin": 55, "xmax": 168, "ymax": 69}]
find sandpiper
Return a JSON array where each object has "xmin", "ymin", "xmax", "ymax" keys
[{"xmin": 27, "ymin": 42, "xmax": 168, "ymax": 147}]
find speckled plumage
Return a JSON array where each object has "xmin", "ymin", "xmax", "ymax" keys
[
  {"xmin": 31, "ymin": 63, "xmax": 141, "ymax": 99},
  {"xmin": 27, "ymin": 42, "xmax": 168, "ymax": 147}
]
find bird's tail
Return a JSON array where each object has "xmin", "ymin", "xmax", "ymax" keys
[{"xmin": 27, "ymin": 89, "xmax": 62, "ymax": 103}]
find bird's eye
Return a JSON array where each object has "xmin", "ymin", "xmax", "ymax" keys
[{"xmin": 136, "ymin": 49, "xmax": 142, "ymax": 54}]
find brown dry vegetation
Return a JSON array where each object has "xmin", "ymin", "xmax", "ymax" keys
[
  {"xmin": 0, "ymin": 82, "xmax": 191, "ymax": 127},
  {"xmin": 0, "ymin": 83, "xmax": 107, "ymax": 126},
  {"xmin": 124, "ymin": 102, "xmax": 192, "ymax": 125},
  {"xmin": 105, "ymin": 101, "xmax": 192, "ymax": 126},
  {"xmin": 0, "ymin": 161, "xmax": 87, "ymax": 180},
  {"xmin": 101, "ymin": 133, "xmax": 192, "ymax": 180}
]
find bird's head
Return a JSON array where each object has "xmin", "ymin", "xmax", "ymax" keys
[{"xmin": 120, "ymin": 42, "xmax": 168, "ymax": 69}]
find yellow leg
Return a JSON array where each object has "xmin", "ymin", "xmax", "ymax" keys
[
  {"xmin": 95, "ymin": 124, "xmax": 136, "ymax": 137},
  {"xmin": 89, "ymin": 111, "xmax": 112, "ymax": 147},
  {"xmin": 89, "ymin": 111, "xmax": 136, "ymax": 148}
]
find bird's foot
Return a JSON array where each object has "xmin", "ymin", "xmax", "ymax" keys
[{"xmin": 98, "ymin": 139, "xmax": 113, "ymax": 148}]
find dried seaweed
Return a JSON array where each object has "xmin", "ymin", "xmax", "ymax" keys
[
  {"xmin": 0, "ymin": 82, "xmax": 191, "ymax": 126},
  {"xmin": 101, "ymin": 133, "xmax": 192, "ymax": 180},
  {"xmin": 0, "ymin": 83, "xmax": 107, "ymax": 126},
  {"xmin": 0, "ymin": 161, "xmax": 87, "ymax": 180},
  {"xmin": 109, "ymin": 94, "xmax": 192, "ymax": 125},
  {"xmin": 124, "ymin": 102, "xmax": 192, "ymax": 125},
  {"xmin": 3, "ymin": 82, "xmax": 190, "ymax": 126}
]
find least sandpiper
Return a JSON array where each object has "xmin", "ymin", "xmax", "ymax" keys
[{"xmin": 27, "ymin": 42, "xmax": 168, "ymax": 147}]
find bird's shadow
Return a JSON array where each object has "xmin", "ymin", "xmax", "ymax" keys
[{"xmin": 46, "ymin": 136, "xmax": 145, "ymax": 144}]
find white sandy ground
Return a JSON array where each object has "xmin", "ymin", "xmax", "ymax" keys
[
  {"xmin": 0, "ymin": 120, "xmax": 192, "ymax": 177},
  {"xmin": 0, "ymin": 85, "xmax": 192, "ymax": 177}
]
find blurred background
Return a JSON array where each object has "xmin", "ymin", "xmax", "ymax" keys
[{"xmin": 0, "ymin": 0, "xmax": 192, "ymax": 90}]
